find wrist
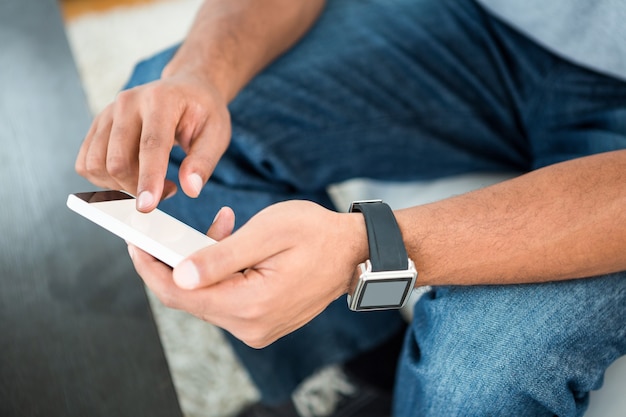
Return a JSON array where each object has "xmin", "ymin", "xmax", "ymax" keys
[
  {"xmin": 346, "ymin": 200, "xmax": 417, "ymax": 311},
  {"xmin": 161, "ymin": 47, "xmax": 237, "ymax": 102},
  {"xmin": 343, "ymin": 212, "xmax": 370, "ymax": 293}
]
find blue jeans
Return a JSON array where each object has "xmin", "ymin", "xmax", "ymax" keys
[{"xmin": 125, "ymin": 0, "xmax": 626, "ymax": 415}]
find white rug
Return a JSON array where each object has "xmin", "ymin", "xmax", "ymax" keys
[
  {"xmin": 65, "ymin": 2, "xmax": 258, "ymax": 416},
  {"xmin": 67, "ymin": 0, "xmax": 199, "ymax": 114}
]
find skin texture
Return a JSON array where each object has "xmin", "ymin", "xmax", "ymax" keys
[{"xmin": 77, "ymin": 0, "xmax": 626, "ymax": 348}]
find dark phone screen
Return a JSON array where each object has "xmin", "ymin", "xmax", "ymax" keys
[{"xmin": 75, "ymin": 190, "xmax": 134, "ymax": 204}]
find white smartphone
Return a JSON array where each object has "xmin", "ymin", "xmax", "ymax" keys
[{"xmin": 66, "ymin": 190, "xmax": 216, "ymax": 268}]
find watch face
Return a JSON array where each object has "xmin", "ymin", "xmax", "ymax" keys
[{"xmin": 357, "ymin": 278, "xmax": 413, "ymax": 309}]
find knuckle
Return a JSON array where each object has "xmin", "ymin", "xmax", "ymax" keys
[
  {"xmin": 140, "ymin": 132, "xmax": 162, "ymax": 151},
  {"xmin": 143, "ymin": 85, "xmax": 162, "ymax": 103},
  {"xmin": 114, "ymin": 89, "xmax": 135, "ymax": 108},
  {"xmin": 106, "ymin": 154, "xmax": 131, "ymax": 178},
  {"xmin": 143, "ymin": 83, "xmax": 170, "ymax": 108},
  {"xmin": 84, "ymin": 153, "xmax": 103, "ymax": 176}
]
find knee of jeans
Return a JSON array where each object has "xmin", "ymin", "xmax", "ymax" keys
[
  {"xmin": 395, "ymin": 328, "xmax": 590, "ymax": 416},
  {"xmin": 394, "ymin": 280, "xmax": 626, "ymax": 417}
]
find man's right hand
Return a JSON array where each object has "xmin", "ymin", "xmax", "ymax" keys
[
  {"xmin": 75, "ymin": 0, "xmax": 326, "ymax": 213},
  {"xmin": 75, "ymin": 72, "xmax": 232, "ymax": 212}
]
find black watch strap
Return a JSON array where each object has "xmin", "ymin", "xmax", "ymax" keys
[{"xmin": 350, "ymin": 201, "xmax": 408, "ymax": 272}]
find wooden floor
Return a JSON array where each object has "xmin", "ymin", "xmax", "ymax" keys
[{"xmin": 59, "ymin": 0, "xmax": 162, "ymax": 20}]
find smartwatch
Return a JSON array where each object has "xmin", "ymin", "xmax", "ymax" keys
[{"xmin": 348, "ymin": 200, "xmax": 417, "ymax": 312}]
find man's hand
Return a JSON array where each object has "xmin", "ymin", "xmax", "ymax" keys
[
  {"xmin": 75, "ymin": 73, "xmax": 231, "ymax": 212},
  {"xmin": 128, "ymin": 201, "xmax": 368, "ymax": 348},
  {"xmin": 74, "ymin": 0, "xmax": 326, "ymax": 213}
]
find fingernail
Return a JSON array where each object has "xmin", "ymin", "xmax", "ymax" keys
[
  {"xmin": 137, "ymin": 191, "xmax": 155, "ymax": 210},
  {"xmin": 189, "ymin": 173, "xmax": 203, "ymax": 196},
  {"xmin": 173, "ymin": 260, "xmax": 200, "ymax": 290},
  {"xmin": 211, "ymin": 207, "xmax": 223, "ymax": 225}
]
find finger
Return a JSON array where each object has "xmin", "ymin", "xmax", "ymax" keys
[
  {"xmin": 173, "ymin": 212, "xmax": 283, "ymax": 290},
  {"xmin": 178, "ymin": 108, "xmax": 231, "ymax": 198},
  {"xmin": 77, "ymin": 108, "xmax": 122, "ymax": 189},
  {"xmin": 136, "ymin": 101, "xmax": 178, "ymax": 212},
  {"xmin": 104, "ymin": 92, "xmax": 143, "ymax": 194},
  {"xmin": 206, "ymin": 206, "xmax": 236, "ymax": 241},
  {"xmin": 75, "ymin": 113, "xmax": 99, "ymax": 176}
]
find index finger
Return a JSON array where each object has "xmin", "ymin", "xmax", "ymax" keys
[{"xmin": 135, "ymin": 102, "xmax": 178, "ymax": 212}]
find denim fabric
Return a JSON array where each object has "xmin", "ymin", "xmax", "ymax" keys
[
  {"xmin": 397, "ymin": 274, "xmax": 626, "ymax": 417},
  {"xmin": 125, "ymin": 0, "xmax": 626, "ymax": 413}
]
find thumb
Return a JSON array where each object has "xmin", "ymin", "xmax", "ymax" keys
[
  {"xmin": 207, "ymin": 206, "xmax": 235, "ymax": 241},
  {"xmin": 172, "ymin": 206, "xmax": 235, "ymax": 290},
  {"xmin": 172, "ymin": 208, "xmax": 283, "ymax": 290}
]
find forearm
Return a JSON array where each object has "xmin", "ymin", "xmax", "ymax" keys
[
  {"xmin": 392, "ymin": 150, "xmax": 626, "ymax": 286},
  {"xmin": 162, "ymin": 0, "xmax": 326, "ymax": 101}
]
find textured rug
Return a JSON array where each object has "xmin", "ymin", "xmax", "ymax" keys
[{"xmin": 65, "ymin": 2, "xmax": 258, "ymax": 416}]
